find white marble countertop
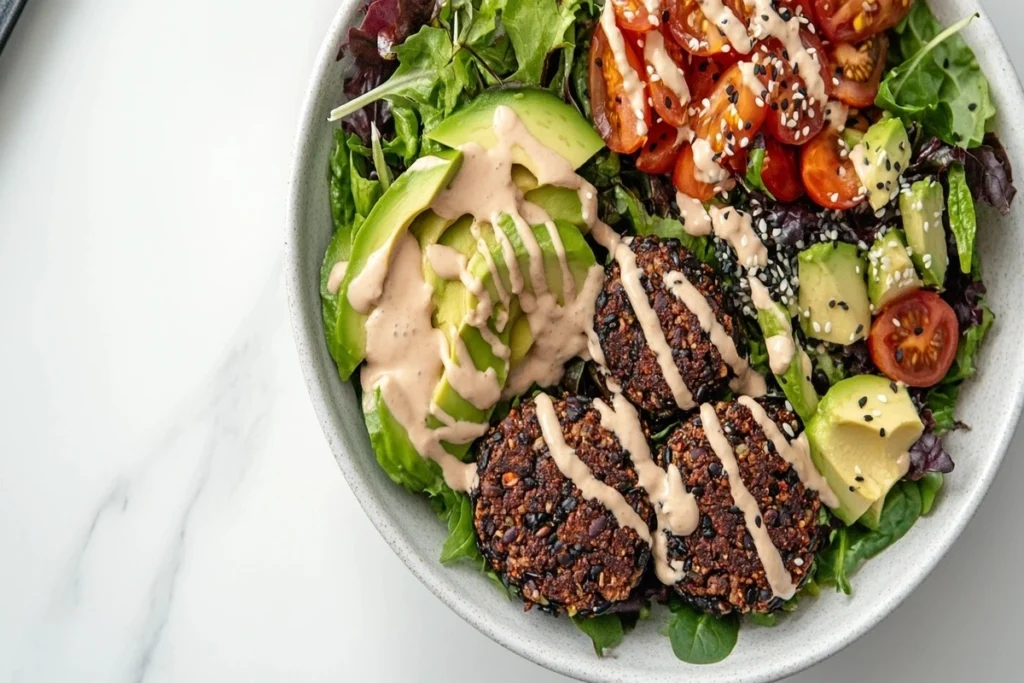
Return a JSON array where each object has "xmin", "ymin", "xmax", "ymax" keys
[{"xmin": 1, "ymin": 1, "xmax": 1022, "ymax": 681}]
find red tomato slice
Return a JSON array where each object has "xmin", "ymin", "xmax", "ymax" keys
[
  {"xmin": 686, "ymin": 56, "xmax": 727, "ymax": 105},
  {"xmin": 637, "ymin": 122, "xmax": 686, "ymax": 174},
  {"xmin": 690, "ymin": 62, "xmax": 768, "ymax": 166},
  {"xmin": 672, "ymin": 144, "xmax": 716, "ymax": 201},
  {"xmin": 868, "ymin": 291, "xmax": 960, "ymax": 388},
  {"xmin": 756, "ymin": 30, "xmax": 830, "ymax": 145},
  {"xmin": 800, "ymin": 126, "xmax": 864, "ymax": 209},
  {"xmin": 645, "ymin": 31, "xmax": 690, "ymax": 127},
  {"xmin": 828, "ymin": 34, "xmax": 887, "ymax": 108},
  {"xmin": 667, "ymin": 0, "xmax": 750, "ymax": 58},
  {"xmin": 760, "ymin": 137, "xmax": 804, "ymax": 202},
  {"xmin": 812, "ymin": 0, "xmax": 913, "ymax": 44},
  {"xmin": 610, "ymin": 0, "xmax": 656, "ymax": 32},
  {"xmin": 589, "ymin": 25, "xmax": 651, "ymax": 154}
]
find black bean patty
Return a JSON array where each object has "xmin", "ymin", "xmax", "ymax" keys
[
  {"xmin": 594, "ymin": 235, "xmax": 743, "ymax": 419},
  {"xmin": 659, "ymin": 399, "xmax": 822, "ymax": 615},
  {"xmin": 472, "ymin": 394, "xmax": 655, "ymax": 616}
]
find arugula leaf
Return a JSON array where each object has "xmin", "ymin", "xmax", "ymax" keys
[
  {"xmin": 947, "ymin": 163, "xmax": 977, "ymax": 274},
  {"xmin": 878, "ymin": 6, "xmax": 993, "ymax": 148},
  {"xmin": 744, "ymin": 146, "xmax": 776, "ymax": 200},
  {"xmin": 919, "ymin": 473, "xmax": 944, "ymax": 515},
  {"xmin": 572, "ymin": 614, "xmax": 624, "ymax": 656},
  {"xmin": 667, "ymin": 601, "xmax": 739, "ymax": 665},
  {"xmin": 503, "ymin": 0, "xmax": 583, "ymax": 84}
]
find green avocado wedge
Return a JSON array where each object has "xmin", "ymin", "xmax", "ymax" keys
[
  {"xmin": 750, "ymin": 283, "xmax": 818, "ymax": 421},
  {"xmin": 426, "ymin": 87, "xmax": 604, "ymax": 171},
  {"xmin": 325, "ymin": 149, "xmax": 463, "ymax": 380}
]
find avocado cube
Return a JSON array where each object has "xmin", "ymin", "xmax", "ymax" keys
[
  {"xmin": 867, "ymin": 230, "xmax": 922, "ymax": 309},
  {"xmin": 851, "ymin": 117, "xmax": 912, "ymax": 211},
  {"xmin": 798, "ymin": 243, "xmax": 871, "ymax": 346},
  {"xmin": 900, "ymin": 179, "xmax": 949, "ymax": 288}
]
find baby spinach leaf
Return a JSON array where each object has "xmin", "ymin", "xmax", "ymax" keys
[
  {"xmin": 748, "ymin": 612, "xmax": 776, "ymax": 628},
  {"xmin": 879, "ymin": 5, "xmax": 993, "ymax": 148},
  {"xmin": 437, "ymin": 488, "xmax": 481, "ymax": 564},
  {"xmin": 816, "ymin": 527, "xmax": 852, "ymax": 595},
  {"xmin": 667, "ymin": 603, "xmax": 740, "ymax": 665},
  {"xmin": 947, "ymin": 162, "xmax": 977, "ymax": 274},
  {"xmin": 572, "ymin": 614, "xmax": 625, "ymax": 656}
]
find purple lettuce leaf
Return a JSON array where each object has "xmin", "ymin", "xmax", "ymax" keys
[{"xmin": 912, "ymin": 134, "xmax": 1017, "ymax": 215}]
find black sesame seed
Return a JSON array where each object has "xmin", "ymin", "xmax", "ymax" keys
[
  {"xmin": 858, "ymin": 396, "xmax": 868, "ymax": 408},
  {"xmin": 754, "ymin": 515, "xmax": 762, "ymax": 528},
  {"xmin": 665, "ymin": 96, "xmax": 673, "ymax": 109},
  {"xmin": 829, "ymin": 299, "xmax": 836, "ymax": 308},
  {"xmin": 890, "ymin": 381, "xmax": 898, "ymax": 393},
  {"xmin": 849, "ymin": 485, "xmax": 856, "ymax": 492},
  {"xmin": 879, "ymin": 428, "xmax": 887, "ymax": 437},
  {"xmin": 855, "ymin": 324, "xmax": 864, "ymax": 334},
  {"xmin": 876, "ymin": 182, "xmax": 885, "ymax": 190},
  {"xmin": 969, "ymin": 102, "xmax": 978, "ymax": 111},
  {"xmin": 855, "ymin": 475, "xmax": 865, "ymax": 482},
  {"xmin": 895, "ymin": 348, "xmax": 904, "ymax": 363},
  {"xmin": 864, "ymin": 414, "xmax": 874, "ymax": 422},
  {"xmin": 595, "ymin": 58, "xmax": 603, "ymax": 69},
  {"xmin": 914, "ymin": 327, "xmax": 923, "ymax": 335}
]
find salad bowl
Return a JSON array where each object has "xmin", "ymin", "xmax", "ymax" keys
[{"xmin": 285, "ymin": 0, "xmax": 1024, "ymax": 680}]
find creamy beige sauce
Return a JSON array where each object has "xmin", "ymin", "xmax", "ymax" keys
[
  {"xmin": 748, "ymin": 275, "xmax": 784, "ymax": 321},
  {"xmin": 765, "ymin": 334, "xmax": 796, "ymax": 375},
  {"xmin": 676, "ymin": 192, "xmax": 713, "ymax": 237},
  {"xmin": 700, "ymin": 403, "xmax": 797, "ymax": 600},
  {"xmin": 347, "ymin": 244, "xmax": 394, "ymax": 314},
  {"xmin": 745, "ymin": 0, "xmax": 827, "ymax": 104},
  {"xmin": 663, "ymin": 270, "xmax": 765, "ymax": 396},
  {"xmin": 709, "ymin": 206, "xmax": 768, "ymax": 269},
  {"xmin": 691, "ymin": 137, "xmax": 731, "ymax": 186},
  {"xmin": 441, "ymin": 333, "xmax": 503, "ymax": 411},
  {"xmin": 699, "ymin": 0, "xmax": 754, "ymax": 52},
  {"xmin": 326, "ymin": 260, "xmax": 348, "ymax": 296},
  {"xmin": 600, "ymin": 1, "xmax": 649, "ymax": 137},
  {"xmin": 360, "ymin": 233, "xmax": 480, "ymax": 492},
  {"xmin": 471, "ymin": 222, "xmax": 511, "ymax": 332},
  {"xmin": 644, "ymin": 31, "xmax": 690, "ymax": 106},
  {"xmin": 737, "ymin": 396, "xmax": 839, "ymax": 508},
  {"xmin": 595, "ymin": 393, "xmax": 699, "ymax": 584},
  {"xmin": 534, "ymin": 393, "xmax": 652, "ymax": 543},
  {"xmin": 425, "ymin": 243, "xmax": 467, "ymax": 281}
]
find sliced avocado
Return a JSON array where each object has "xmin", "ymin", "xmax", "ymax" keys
[
  {"xmin": 331, "ymin": 150, "xmax": 464, "ymax": 380},
  {"xmin": 806, "ymin": 375, "xmax": 924, "ymax": 525},
  {"xmin": 525, "ymin": 185, "xmax": 587, "ymax": 230},
  {"xmin": 426, "ymin": 86, "xmax": 604, "ymax": 171},
  {"xmin": 867, "ymin": 230, "xmax": 922, "ymax": 309},
  {"xmin": 900, "ymin": 179, "xmax": 948, "ymax": 288},
  {"xmin": 798, "ymin": 243, "xmax": 871, "ymax": 345},
  {"xmin": 851, "ymin": 117, "xmax": 912, "ymax": 211},
  {"xmin": 749, "ymin": 279, "xmax": 818, "ymax": 420}
]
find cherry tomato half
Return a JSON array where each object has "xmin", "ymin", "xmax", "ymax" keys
[
  {"xmin": 686, "ymin": 56, "xmax": 728, "ymax": 104},
  {"xmin": 828, "ymin": 34, "xmax": 888, "ymax": 108},
  {"xmin": 868, "ymin": 290, "xmax": 960, "ymax": 388},
  {"xmin": 690, "ymin": 62, "xmax": 768, "ymax": 168},
  {"xmin": 672, "ymin": 144, "xmax": 716, "ymax": 201},
  {"xmin": 589, "ymin": 25, "xmax": 651, "ymax": 154},
  {"xmin": 637, "ymin": 122, "xmax": 686, "ymax": 174},
  {"xmin": 761, "ymin": 137, "xmax": 804, "ymax": 202},
  {"xmin": 813, "ymin": 0, "xmax": 914, "ymax": 44},
  {"xmin": 800, "ymin": 126, "xmax": 864, "ymax": 209},
  {"xmin": 757, "ymin": 30, "xmax": 830, "ymax": 145},
  {"xmin": 668, "ymin": 0, "xmax": 750, "ymax": 58},
  {"xmin": 645, "ymin": 31, "xmax": 690, "ymax": 127},
  {"xmin": 610, "ymin": 0, "xmax": 656, "ymax": 32}
]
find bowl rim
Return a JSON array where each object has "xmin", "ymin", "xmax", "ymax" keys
[{"xmin": 285, "ymin": 3, "xmax": 1024, "ymax": 681}]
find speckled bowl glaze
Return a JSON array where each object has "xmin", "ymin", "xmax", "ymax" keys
[{"xmin": 286, "ymin": 2, "xmax": 1024, "ymax": 680}]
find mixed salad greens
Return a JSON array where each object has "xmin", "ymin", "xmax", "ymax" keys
[{"xmin": 321, "ymin": 0, "xmax": 1015, "ymax": 664}]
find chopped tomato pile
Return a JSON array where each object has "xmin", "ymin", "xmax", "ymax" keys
[{"xmin": 589, "ymin": 0, "xmax": 910, "ymax": 208}]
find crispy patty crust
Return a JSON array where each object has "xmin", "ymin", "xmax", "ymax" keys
[
  {"xmin": 659, "ymin": 398, "xmax": 823, "ymax": 615},
  {"xmin": 594, "ymin": 235, "xmax": 743, "ymax": 419},
  {"xmin": 472, "ymin": 394, "xmax": 655, "ymax": 616}
]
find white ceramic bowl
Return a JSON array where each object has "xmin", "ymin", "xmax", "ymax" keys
[{"xmin": 286, "ymin": 2, "xmax": 1024, "ymax": 680}]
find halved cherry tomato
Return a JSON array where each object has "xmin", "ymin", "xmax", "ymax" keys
[
  {"xmin": 610, "ymin": 0, "xmax": 656, "ymax": 32},
  {"xmin": 760, "ymin": 137, "xmax": 804, "ymax": 202},
  {"xmin": 813, "ymin": 0, "xmax": 914, "ymax": 44},
  {"xmin": 589, "ymin": 25, "xmax": 651, "ymax": 154},
  {"xmin": 868, "ymin": 291, "xmax": 959, "ymax": 388},
  {"xmin": 828, "ymin": 34, "xmax": 887, "ymax": 108},
  {"xmin": 672, "ymin": 144, "xmax": 716, "ymax": 201},
  {"xmin": 800, "ymin": 126, "xmax": 863, "ymax": 209},
  {"xmin": 637, "ymin": 122, "xmax": 686, "ymax": 174},
  {"xmin": 645, "ymin": 31, "xmax": 690, "ymax": 127},
  {"xmin": 758, "ymin": 30, "xmax": 830, "ymax": 145},
  {"xmin": 686, "ymin": 56, "xmax": 727, "ymax": 104},
  {"xmin": 690, "ymin": 62, "xmax": 768, "ymax": 167},
  {"xmin": 668, "ymin": 0, "xmax": 750, "ymax": 58}
]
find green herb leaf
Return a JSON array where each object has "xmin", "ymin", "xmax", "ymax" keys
[
  {"xmin": 572, "ymin": 614, "xmax": 625, "ymax": 656},
  {"xmin": 612, "ymin": 185, "xmax": 716, "ymax": 264},
  {"xmin": 745, "ymin": 146, "xmax": 776, "ymax": 200},
  {"xmin": 667, "ymin": 603, "xmax": 740, "ymax": 665},
  {"xmin": 748, "ymin": 612, "xmax": 776, "ymax": 627},
  {"xmin": 878, "ymin": 6, "xmax": 993, "ymax": 148},
  {"xmin": 370, "ymin": 123, "xmax": 393, "ymax": 191},
  {"xmin": 503, "ymin": 0, "xmax": 583, "ymax": 84},
  {"xmin": 383, "ymin": 105, "xmax": 421, "ymax": 166},
  {"xmin": 924, "ymin": 383, "xmax": 960, "ymax": 433},
  {"xmin": 947, "ymin": 162, "xmax": 977, "ymax": 273},
  {"xmin": 438, "ymin": 489, "xmax": 481, "ymax": 564},
  {"xmin": 817, "ymin": 527, "xmax": 852, "ymax": 595},
  {"xmin": 943, "ymin": 302, "xmax": 994, "ymax": 383},
  {"xmin": 919, "ymin": 473, "xmax": 944, "ymax": 515}
]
